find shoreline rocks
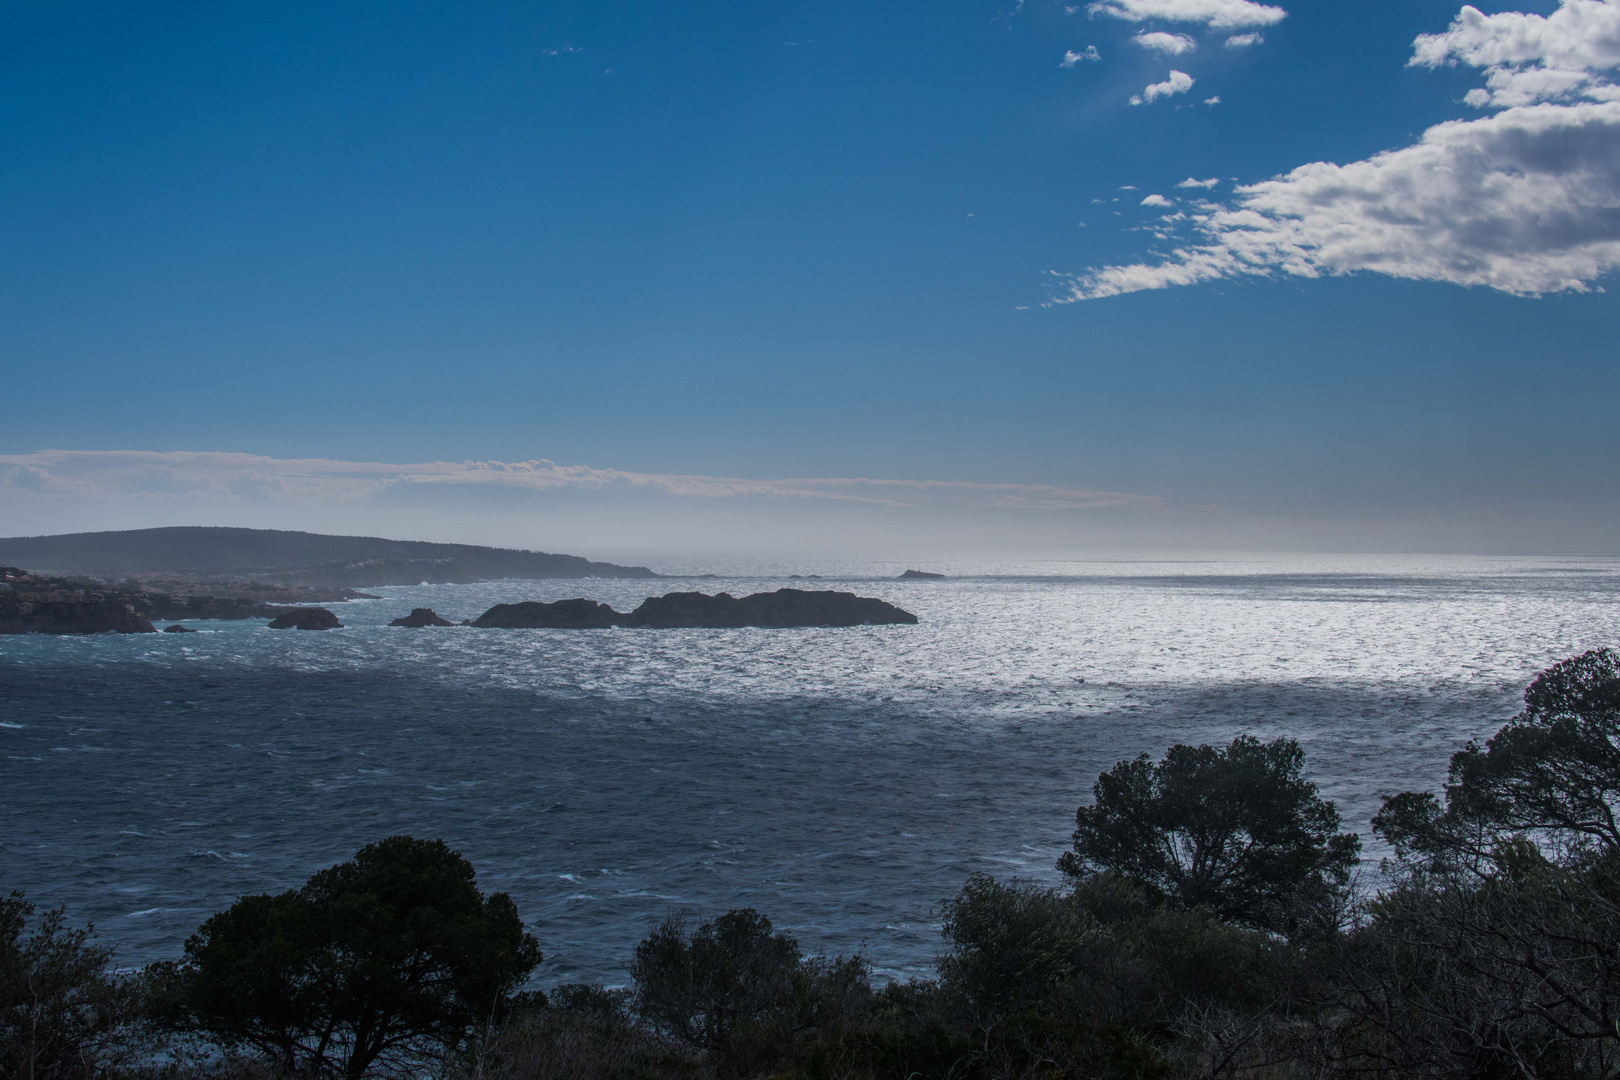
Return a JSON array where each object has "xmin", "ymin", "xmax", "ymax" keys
[
  {"xmin": 0, "ymin": 567, "xmax": 157, "ymax": 634},
  {"xmin": 267, "ymin": 608, "xmax": 343, "ymax": 630}
]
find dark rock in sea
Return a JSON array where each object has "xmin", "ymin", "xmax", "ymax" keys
[
  {"xmin": 162, "ymin": 624, "xmax": 197, "ymax": 633},
  {"xmin": 389, "ymin": 608, "xmax": 455, "ymax": 628},
  {"xmin": 468, "ymin": 589, "xmax": 917, "ymax": 630},
  {"xmin": 267, "ymin": 607, "xmax": 343, "ymax": 630},
  {"xmin": 899, "ymin": 569, "xmax": 945, "ymax": 580},
  {"xmin": 472, "ymin": 599, "xmax": 618, "ymax": 629},
  {"xmin": 618, "ymin": 588, "xmax": 917, "ymax": 629}
]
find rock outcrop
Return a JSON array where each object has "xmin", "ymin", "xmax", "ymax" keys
[
  {"xmin": 618, "ymin": 588, "xmax": 917, "ymax": 628},
  {"xmin": 0, "ymin": 567, "xmax": 157, "ymax": 634},
  {"xmin": 267, "ymin": 607, "xmax": 343, "ymax": 630},
  {"xmin": 472, "ymin": 599, "xmax": 618, "ymax": 629},
  {"xmin": 162, "ymin": 624, "xmax": 197, "ymax": 633},
  {"xmin": 390, "ymin": 608, "xmax": 455, "ymax": 627},
  {"xmin": 899, "ymin": 569, "xmax": 945, "ymax": 580},
  {"xmin": 469, "ymin": 588, "xmax": 917, "ymax": 630}
]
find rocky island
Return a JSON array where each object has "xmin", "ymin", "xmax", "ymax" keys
[
  {"xmin": 467, "ymin": 588, "xmax": 916, "ymax": 629},
  {"xmin": 267, "ymin": 608, "xmax": 343, "ymax": 630},
  {"xmin": 473, "ymin": 599, "xmax": 618, "ymax": 628},
  {"xmin": 899, "ymin": 569, "xmax": 945, "ymax": 579},
  {"xmin": 389, "ymin": 608, "xmax": 456, "ymax": 627}
]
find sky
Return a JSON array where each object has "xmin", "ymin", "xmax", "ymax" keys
[{"xmin": 2, "ymin": 0, "xmax": 1618, "ymax": 557}]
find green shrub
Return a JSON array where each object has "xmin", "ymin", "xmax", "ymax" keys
[
  {"xmin": 630, "ymin": 909, "xmax": 871, "ymax": 1077},
  {"xmin": 0, "ymin": 891, "xmax": 144, "ymax": 1080}
]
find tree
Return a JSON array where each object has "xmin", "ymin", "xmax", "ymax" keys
[
  {"xmin": 1351, "ymin": 652, "xmax": 1620, "ymax": 1077},
  {"xmin": 165, "ymin": 835, "xmax": 541, "ymax": 1079},
  {"xmin": 1059, "ymin": 736, "xmax": 1360, "ymax": 934},
  {"xmin": 0, "ymin": 892, "xmax": 142, "ymax": 1080},
  {"xmin": 1376, "ymin": 649, "xmax": 1620, "ymax": 865}
]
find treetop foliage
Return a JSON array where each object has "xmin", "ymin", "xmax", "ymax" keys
[
  {"xmin": 1376, "ymin": 648, "xmax": 1620, "ymax": 866},
  {"xmin": 165, "ymin": 835, "xmax": 540, "ymax": 1080},
  {"xmin": 1059, "ymin": 734, "xmax": 1360, "ymax": 935}
]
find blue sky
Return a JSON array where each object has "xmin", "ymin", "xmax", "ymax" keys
[{"xmin": 2, "ymin": 0, "xmax": 1618, "ymax": 554}]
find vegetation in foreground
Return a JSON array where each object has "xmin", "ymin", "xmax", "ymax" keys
[{"xmin": 8, "ymin": 649, "xmax": 1620, "ymax": 1079}]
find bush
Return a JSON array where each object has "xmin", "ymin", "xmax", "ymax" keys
[
  {"xmin": 1060, "ymin": 735, "xmax": 1360, "ymax": 936},
  {"xmin": 630, "ymin": 909, "xmax": 870, "ymax": 1077},
  {"xmin": 934, "ymin": 872, "xmax": 1302, "ymax": 1079},
  {"xmin": 0, "ymin": 891, "xmax": 144, "ymax": 1080},
  {"xmin": 161, "ymin": 835, "xmax": 541, "ymax": 1079},
  {"xmin": 464, "ymin": 986, "xmax": 696, "ymax": 1080}
]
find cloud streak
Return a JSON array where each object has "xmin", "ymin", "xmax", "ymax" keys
[{"xmin": 0, "ymin": 451, "xmax": 1164, "ymax": 517}]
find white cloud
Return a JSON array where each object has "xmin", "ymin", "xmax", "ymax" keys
[
  {"xmin": 1058, "ymin": 101, "xmax": 1620, "ymax": 299},
  {"xmin": 1141, "ymin": 193, "xmax": 1174, "ymax": 206},
  {"xmin": 1087, "ymin": 0, "xmax": 1286, "ymax": 29},
  {"xmin": 1059, "ymin": 0, "xmax": 1620, "ymax": 300},
  {"xmin": 1133, "ymin": 31, "xmax": 1197, "ymax": 54},
  {"xmin": 1225, "ymin": 32, "xmax": 1264, "ymax": 47},
  {"xmin": 1061, "ymin": 45, "xmax": 1102, "ymax": 66},
  {"xmin": 542, "ymin": 45, "xmax": 582, "ymax": 56},
  {"xmin": 1411, "ymin": 0, "xmax": 1620, "ymax": 107},
  {"xmin": 1130, "ymin": 69, "xmax": 1195, "ymax": 104},
  {"xmin": 1177, "ymin": 176, "xmax": 1221, "ymax": 187},
  {"xmin": 1204, "ymin": 95, "xmax": 1221, "ymax": 104}
]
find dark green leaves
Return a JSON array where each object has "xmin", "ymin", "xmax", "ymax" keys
[
  {"xmin": 1060, "ymin": 735, "xmax": 1360, "ymax": 935},
  {"xmin": 170, "ymin": 836, "xmax": 541, "ymax": 1080}
]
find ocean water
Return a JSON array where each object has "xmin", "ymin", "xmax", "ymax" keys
[{"xmin": 3, "ymin": 553, "xmax": 1618, "ymax": 983}]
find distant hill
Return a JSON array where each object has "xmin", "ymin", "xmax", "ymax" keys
[{"xmin": 0, "ymin": 527, "xmax": 658, "ymax": 585}]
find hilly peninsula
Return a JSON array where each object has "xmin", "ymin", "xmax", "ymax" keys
[{"xmin": 0, "ymin": 526, "xmax": 657, "ymax": 586}]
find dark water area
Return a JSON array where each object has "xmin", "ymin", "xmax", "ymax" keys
[{"xmin": 4, "ymin": 556, "xmax": 1618, "ymax": 983}]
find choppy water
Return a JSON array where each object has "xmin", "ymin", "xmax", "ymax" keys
[{"xmin": 3, "ymin": 553, "xmax": 1618, "ymax": 983}]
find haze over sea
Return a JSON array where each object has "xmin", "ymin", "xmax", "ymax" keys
[{"xmin": 4, "ymin": 552, "xmax": 1617, "ymax": 984}]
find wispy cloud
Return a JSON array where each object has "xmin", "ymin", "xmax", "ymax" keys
[
  {"xmin": 1087, "ymin": 0, "xmax": 1286, "ymax": 30},
  {"xmin": 1130, "ymin": 69, "xmax": 1195, "ymax": 104},
  {"xmin": 1177, "ymin": 177, "xmax": 1221, "ymax": 188},
  {"xmin": 1061, "ymin": 45, "xmax": 1102, "ymax": 66},
  {"xmin": 0, "ymin": 451, "xmax": 1165, "ymax": 516},
  {"xmin": 1224, "ymin": 32, "xmax": 1264, "ymax": 47},
  {"xmin": 1058, "ymin": 0, "xmax": 1620, "ymax": 300}
]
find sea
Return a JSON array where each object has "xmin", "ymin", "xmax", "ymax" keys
[{"xmin": 3, "ymin": 553, "xmax": 1618, "ymax": 984}]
